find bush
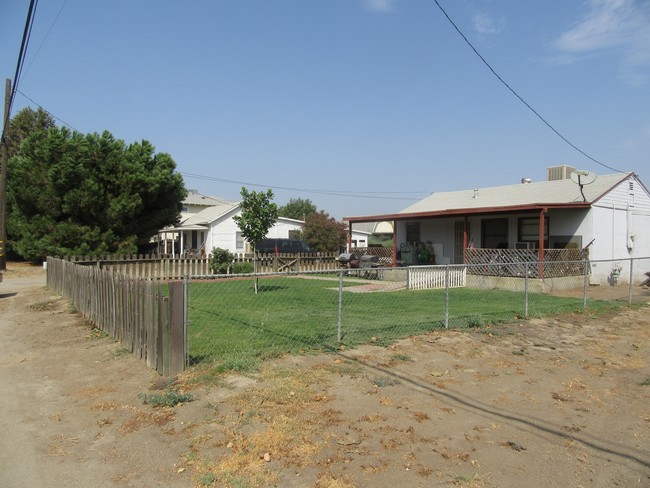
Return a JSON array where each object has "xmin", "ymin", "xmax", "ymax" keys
[
  {"xmin": 209, "ymin": 248, "xmax": 233, "ymax": 274},
  {"xmin": 232, "ymin": 262, "xmax": 254, "ymax": 274}
]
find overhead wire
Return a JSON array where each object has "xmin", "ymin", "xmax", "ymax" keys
[
  {"xmin": 16, "ymin": 89, "xmax": 80, "ymax": 133},
  {"xmin": 181, "ymin": 172, "xmax": 424, "ymax": 201},
  {"xmin": 22, "ymin": 0, "xmax": 68, "ymax": 76},
  {"xmin": 431, "ymin": 0, "xmax": 625, "ymax": 174},
  {"xmin": 2, "ymin": 0, "xmax": 39, "ymax": 144}
]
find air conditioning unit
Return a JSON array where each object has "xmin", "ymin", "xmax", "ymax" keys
[{"xmin": 547, "ymin": 165, "xmax": 576, "ymax": 181}]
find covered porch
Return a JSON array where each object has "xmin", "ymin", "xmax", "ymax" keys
[
  {"xmin": 156, "ymin": 225, "xmax": 208, "ymax": 258},
  {"xmin": 346, "ymin": 202, "xmax": 591, "ymax": 279}
]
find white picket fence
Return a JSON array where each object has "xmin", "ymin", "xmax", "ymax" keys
[{"xmin": 407, "ymin": 265, "xmax": 467, "ymax": 290}]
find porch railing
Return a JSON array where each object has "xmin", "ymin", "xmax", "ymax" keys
[{"xmin": 464, "ymin": 248, "xmax": 588, "ymax": 278}]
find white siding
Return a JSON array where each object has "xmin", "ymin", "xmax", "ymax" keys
[{"xmin": 589, "ymin": 176, "xmax": 650, "ymax": 284}]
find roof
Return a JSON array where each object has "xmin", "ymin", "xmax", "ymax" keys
[
  {"xmin": 184, "ymin": 191, "xmax": 237, "ymax": 208},
  {"xmin": 345, "ymin": 172, "xmax": 634, "ymax": 223},
  {"xmin": 181, "ymin": 201, "xmax": 240, "ymax": 226}
]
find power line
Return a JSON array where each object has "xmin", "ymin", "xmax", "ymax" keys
[
  {"xmin": 23, "ymin": 0, "xmax": 69, "ymax": 76},
  {"xmin": 181, "ymin": 172, "xmax": 424, "ymax": 201},
  {"xmin": 16, "ymin": 89, "xmax": 80, "ymax": 132},
  {"xmin": 432, "ymin": 0, "xmax": 625, "ymax": 174},
  {"xmin": 2, "ymin": 0, "xmax": 39, "ymax": 144}
]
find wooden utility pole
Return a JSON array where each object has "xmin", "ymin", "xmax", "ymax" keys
[{"xmin": 0, "ymin": 78, "xmax": 10, "ymax": 272}]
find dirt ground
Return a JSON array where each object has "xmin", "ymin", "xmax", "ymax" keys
[{"xmin": 1, "ymin": 263, "xmax": 649, "ymax": 487}]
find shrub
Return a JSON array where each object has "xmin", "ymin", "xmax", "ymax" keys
[
  {"xmin": 209, "ymin": 248, "xmax": 233, "ymax": 274},
  {"xmin": 232, "ymin": 262, "xmax": 254, "ymax": 274}
]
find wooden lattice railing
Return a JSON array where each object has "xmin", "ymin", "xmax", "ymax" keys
[
  {"xmin": 464, "ymin": 248, "xmax": 589, "ymax": 278},
  {"xmin": 351, "ymin": 247, "xmax": 393, "ymax": 266}
]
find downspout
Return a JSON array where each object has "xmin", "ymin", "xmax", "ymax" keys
[{"xmin": 538, "ymin": 208, "xmax": 546, "ymax": 279}]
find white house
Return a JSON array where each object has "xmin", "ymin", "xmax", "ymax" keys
[
  {"xmin": 159, "ymin": 192, "xmax": 367, "ymax": 256},
  {"xmin": 345, "ymin": 167, "xmax": 650, "ymax": 285}
]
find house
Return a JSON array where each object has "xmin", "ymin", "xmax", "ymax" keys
[
  {"xmin": 344, "ymin": 166, "xmax": 650, "ymax": 285},
  {"xmin": 159, "ymin": 195, "xmax": 304, "ymax": 256},
  {"xmin": 159, "ymin": 191, "xmax": 368, "ymax": 256}
]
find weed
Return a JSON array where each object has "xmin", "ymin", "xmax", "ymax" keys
[
  {"xmin": 466, "ymin": 314, "xmax": 485, "ymax": 328},
  {"xmin": 390, "ymin": 353, "xmax": 413, "ymax": 362},
  {"xmin": 198, "ymin": 472, "xmax": 216, "ymax": 486},
  {"xmin": 86, "ymin": 326, "xmax": 108, "ymax": 340},
  {"xmin": 139, "ymin": 389, "xmax": 196, "ymax": 407},
  {"xmin": 113, "ymin": 347, "xmax": 130, "ymax": 358},
  {"xmin": 641, "ymin": 378, "xmax": 650, "ymax": 386},
  {"xmin": 372, "ymin": 376, "xmax": 401, "ymax": 387}
]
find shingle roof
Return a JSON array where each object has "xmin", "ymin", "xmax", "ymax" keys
[
  {"xmin": 399, "ymin": 172, "xmax": 630, "ymax": 215},
  {"xmin": 184, "ymin": 191, "xmax": 237, "ymax": 207},
  {"xmin": 182, "ymin": 201, "xmax": 240, "ymax": 226}
]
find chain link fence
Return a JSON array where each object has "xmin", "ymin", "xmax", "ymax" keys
[{"xmin": 186, "ymin": 257, "xmax": 650, "ymax": 368}]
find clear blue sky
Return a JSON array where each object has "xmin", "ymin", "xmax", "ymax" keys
[{"xmin": 2, "ymin": 0, "xmax": 649, "ymax": 218}]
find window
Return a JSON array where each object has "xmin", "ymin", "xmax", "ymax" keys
[
  {"xmin": 236, "ymin": 231, "xmax": 244, "ymax": 250},
  {"xmin": 518, "ymin": 217, "xmax": 548, "ymax": 248},
  {"xmin": 406, "ymin": 222, "xmax": 420, "ymax": 242},
  {"xmin": 481, "ymin": 218, "xmax": 508, "ymax": 249}
]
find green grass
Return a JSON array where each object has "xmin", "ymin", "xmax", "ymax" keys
[{"xmin": 187, "ymin": 276, "xmax": 624, "ymax": 368}]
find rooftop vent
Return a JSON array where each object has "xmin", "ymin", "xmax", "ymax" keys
[
  {"xmin": 547, "ymin": 165, "xmax": 575, "ymax": 181},
  {"xmin": 521, "ymin": 177, "xmax": 532, "ymax": 184}
]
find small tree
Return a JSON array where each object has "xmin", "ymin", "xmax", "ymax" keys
[
  {"xmin": 278, "ymin": 198, "xmax": 317, "ymax": 221},
  {"xmin": 232, "ymin": 187, "xmax": 278, "ymax": 293},
  {"xmin": 301, "ymin": 211, "xmax": 347, "ymax": 253}
]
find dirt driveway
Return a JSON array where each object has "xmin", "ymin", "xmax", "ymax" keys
[{"xmin": 1, "ymin": 263, "xmax": 649, "ymax": 487}]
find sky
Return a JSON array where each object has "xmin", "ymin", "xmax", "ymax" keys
[{"xmin": 1, "ymin": 0, "xmax": 649, "ymax": 219}]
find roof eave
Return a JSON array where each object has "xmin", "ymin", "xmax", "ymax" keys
[{"xmin": 344, "ymin": 202, "xmax": 592, "ymax": 224}]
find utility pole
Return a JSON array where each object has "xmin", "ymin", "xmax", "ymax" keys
[{"xmin": 0, "ymin": 78, "xmax": 11, "ymax": 272}]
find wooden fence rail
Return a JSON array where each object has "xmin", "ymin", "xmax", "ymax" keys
[
  {"xmin": 46, "ymin": 257, "xmax": 185, "ymax": 375},
  {"xmin": 67, "ymin": 252, "xmax": 341, "ymax": 278}
]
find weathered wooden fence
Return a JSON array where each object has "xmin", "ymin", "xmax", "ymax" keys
[
  {"xmin": 233, "ymin": 252, "xmax": 339, "ymax": 273},
  {"xmin": 407, "ymin": 265, "xmax": 467, "ymax": 290},
  {"xmin": 68, "ymin": 252, "xmax": 340, "ymax": 278},
  {"xmin": 46, "ymin": 257, "xmax": 185, "ymax": 375}
]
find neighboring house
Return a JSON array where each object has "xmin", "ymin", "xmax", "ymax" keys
[
  {"xmin": 345, "ymin": 166, "xmax": 650, "ymax": 285},
  {"xmin": 180, "ymin": 190, "xmax": 237, "ymax": 220},
  {"xmin": 160, "ymin": 196, "xmax": 304, "ymax": 256},
  {"xmin": 160, "ymin": 191, "xmax": 363, "ymax": 255}
]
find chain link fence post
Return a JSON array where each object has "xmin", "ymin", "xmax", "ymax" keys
[
  {"xmin": 524, "ymin": 261, "xmax": 529, "ymax": 318},
  {"xmin": 337, "ymin": 270, "xmax": 343, "ymax": 343},
  {"xmin": 583, "ymin": 257, "xmax": 589, "ymax": 310},
  {"xmin": 445, "ymin": 265, "xmax": 449, "ymax": 329},
  {"xmin": 628, "ymin": 258, "xmax": 634, "ymax": 304},
  {"xmin": 184, "ymin": 273, "xmax": 189, "ymax": 368}
]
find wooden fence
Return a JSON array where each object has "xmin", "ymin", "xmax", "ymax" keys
[
  {"xmin": 352, "ymin": 246, "xmax": 393, "ymax": 266},
  {"xmin": 68, "ymin": 252, "xmax": 341, "ymax": 278},
  {"xmin": 407, "ymin": 265, "xmax": 467, "ymax": 290},
  {"xmin": 46, "ymin": 257, "xmax": 185, "ymax": 375}
]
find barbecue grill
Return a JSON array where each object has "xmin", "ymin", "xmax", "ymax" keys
[{"xmin": 338, "ymin": 253, "xmax": 360, "ymax": 268}]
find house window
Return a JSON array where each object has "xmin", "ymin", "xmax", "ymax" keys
[
  {"xmin": 288, "ymin": 230, "xmax": 300, "ymax": 240},
  {"xmin": 406, "ymin": 222, "xmax": 420, "ymax": 243},
  {"xmin": 481, "ymin": 218, "xmax": 508, "ymax": 249},
  {"xmin": 518, "ymin": 217, "xmax": 548, "ymax": 248},
  {"xmin": 236, "ymin": 231, "xmax": 244, "ymax": 250}
]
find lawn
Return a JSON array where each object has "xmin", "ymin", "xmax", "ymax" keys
[{"xmin": 187, "ymin": 275, "xmax": 624, "ymax": 368}]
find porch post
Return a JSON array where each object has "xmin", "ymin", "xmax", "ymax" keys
[
  {"xmin": 392, "ymin": 220, "xmax": 398, "ymax": 267},
  {"xmin": 538, "ymin": 208, "xmax": 546, "ymax": 279},
  {"xmin": 463, "ymin": 216, "xmax": 469, "ymax": 264},
  {"xmin": 347, "ymin": 224, "xmax": 353, "ymax": 252}
]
